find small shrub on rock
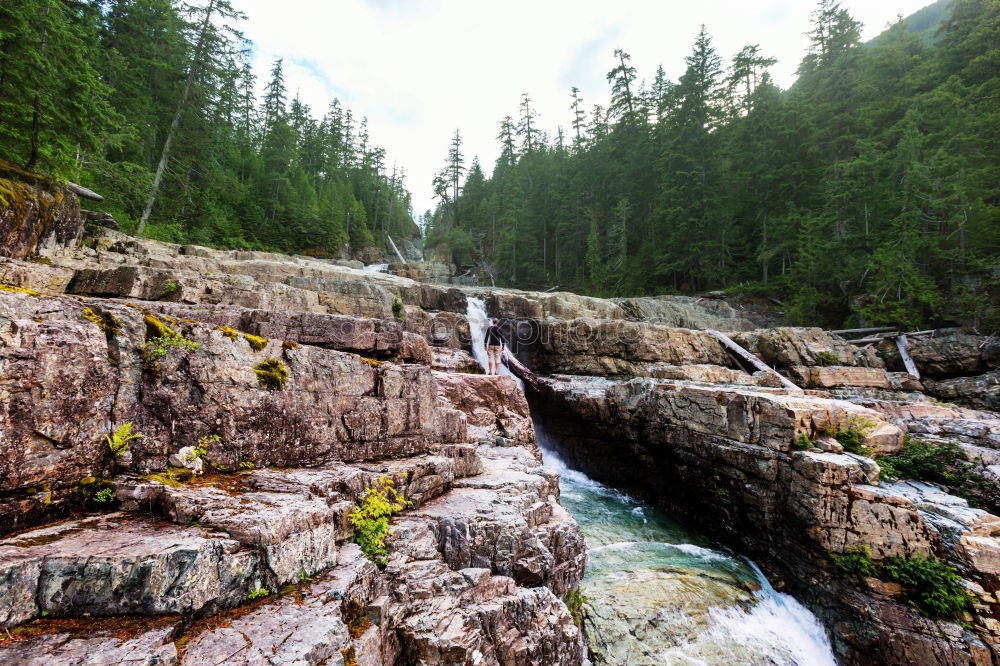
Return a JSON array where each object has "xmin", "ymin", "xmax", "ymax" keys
[
  {"xmin": 792, "ymin": 433, "xmax": 815, "ymax": 451},
  {"xmin": 815, "ymin": 351, "xmax": 840, "ymax": 367},
  {"xmin": 254, "ymin": 358, "xmax": 288, "ymax": 390},
  {"xmin": 830, "ymin": 546, "xmax": 974, "ymax": 621},
  {"xmin": 825, "ymin": 417, "xmax": 874, "ymax": 456},
  {"xmin": 564, "ymin": 588, "xmax": 589, "ymax": 625},
  {"xmin": 218, "ymin": 326, "xmax": 239, "ymax": 341},
  {"xmin": 831, "ymin": 545, "xmax": 879, "ymax": 577},
  {"xmin": 392, "ymin": 297, "xmax": 405, "ymax": 321},
  {"xmin": 142, "ymin": 315, "xmax": 200, "ymax": 370},
  {"xmin": 882, "ymin": 555, "xmax": 974, "ymax": 621},
  {"xmin": 348, "ymin": 476, "xmax": 411, "ymax": 566},
  {"xmin": 247, "ymin": 588, "xmax": 270, "ymax": 600},
  {"xmin": 160, "ymin": 279, "xmax": 180, "ymax": 298},
  {"xmin": 877, "ymin": 437, "xmax": 998, "ymax": 514}
]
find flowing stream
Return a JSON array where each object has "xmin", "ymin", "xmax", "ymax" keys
[
  {"xmin": 363, "ymin": 263, "xmax": 389, "ymax": 273},
  {"xmin": 540, "ymin": 441, "xmax": 838, "ymax": 665}
]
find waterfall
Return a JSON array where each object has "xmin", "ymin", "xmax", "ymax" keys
[
  {"xmin": 537, "ymin": 430, "xmax": 837, "ymax": 666},
  {"xmin": 466, "ymin": 297, "xmax": 524, "ymax": 391},
  {"xmin": 363, "ymin": 263, "xmax": 389, "ymax": 273}
]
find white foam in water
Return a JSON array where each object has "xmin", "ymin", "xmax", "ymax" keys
[
  {"xmin": 363, "ymin": 263, "xmax": 389, "ymax": 273},
  {"xmin": 702, "ymin": 591, "xmax": 837, "ymax": 666},
  {"xmin": 538, "ymin": 437, "xmax": 838, "ymax": 665},
  {"xmin": 466, "ymin": 297, "xmax": 524, "ymax": 391}
]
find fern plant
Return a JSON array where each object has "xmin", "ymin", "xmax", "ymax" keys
[{"xmin": 106, "ymin": 422, "xmax": 143, "ymax": 457}]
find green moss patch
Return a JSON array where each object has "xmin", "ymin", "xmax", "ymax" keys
[
  {"xmin": 254, "ymin": 358, "xmax": 288, "ymax": 390},
  {"xmin": 243, "ymin": 333, "xmax": 268, "ymax": 352},
  {"xmin": 82, "ymin": 307, "xmax": 122, "ymax": 336},
  {"xmin": 218, "ymin": 326, "xmax": 240, "ymax": 341}
]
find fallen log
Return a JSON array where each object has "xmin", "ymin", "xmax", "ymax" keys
[
  {"xmin": 501, "ymin": 351, "xmax": 543, "ymax": 393},
  {"xmin": 705, "ymin": 329, "xmax": 803, "ymax": 392},
  {"xmin": 67, "ymin": 182, "xmax": 104, "ymax": 201}
]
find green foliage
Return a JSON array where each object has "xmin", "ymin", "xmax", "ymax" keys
[
  {"xmin": 106, "ymin": 422, "xmax": 143, "ymax": 457},
  {"xmin": 563, "ymin": 587, "xmax": 589, "ymax": 626},
  {"xmin": 348, "ymin": 476, "xmax": 411, "ymax": 566},
  {"xmin": 141, "ymin": 315, "xmax": 200, "ymax": 369},
  {"xmin": 792, "ymin": 433, "xmax": 816, "ymax": 451},
  {"xmin": 882, "ymin": 554, "xmax": 974, "ymax": 621},
  {"xmin": 160, "ymin": 279, "xmax": 180, "ymax": 297},
  {"xmin": 76, "ymin": 476, "xmax": 117, "ymax": 509},
  {"xmin": 831, "ymin": 545, "xmax": 879, "ymax": 577},
  {"xmin": 815, "ymin": 351, "xmax": 840, "ymax": 367},
  {"xmin": 829, "ymin": 417, "xmax": 875, "ymax": 456},
  {"xmin": 239, "ymin": 461, "xmax": 255, "ymax": 470},
  {"xmin": 830, "ymin": 545, "xmax": 974, "ymax": 621},
  {"xmin": 247, "ymin": 588, "xmax": 270, "ymax": 601},
  {"xmin": 877, "ymin": 437, "xmax": 999, "ymax": 514},
  {"xmin": 254, "ymin": 358, "xmax": 288, "ymax": 390},
  {"xmin": 392, "ymin": 297, "xmax": 405, "ymax": 321}
]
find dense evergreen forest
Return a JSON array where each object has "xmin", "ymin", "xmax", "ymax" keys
[
  {"xmin": 0, "ymin": 0, "xmax": 418, "ymax": 256},
  {"xmin": 426, "ymin": 0, "xmax": 999, "ymax": 330}
]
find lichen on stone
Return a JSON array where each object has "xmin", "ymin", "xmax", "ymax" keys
[
  {"xmin": 254, "ymin": 358, "xmax": 288, "ymax": 390},
  {"xmin": 0, "ymin": 283, "xmax": 40, "ymax": 296}
]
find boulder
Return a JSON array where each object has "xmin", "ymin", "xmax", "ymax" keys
[
  {"xmin": 879, "ymin": 331, "xmax": 1000, "ymax": 379},
  {"xmin": 435, "ymin": 373, "xmax": 536, "ymax": 445},
  {"xmin": 924, "ymin": 370, "xmax": 1000, "ymax": 412},
  {"xmin": 528, "ymin": 318, "xmax": 731, "ymax": 377},
  {"xmin": 788, "ymin": 365, "xmax": 894, "ymax": 389},
  {"xmin": 732, "ymin": 327, "xmax": 862, "ymax": 369}
]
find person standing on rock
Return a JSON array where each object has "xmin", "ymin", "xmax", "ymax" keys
[{"xmin": 484, "ymin": 318, "xmax": 506, "ymax": 375}]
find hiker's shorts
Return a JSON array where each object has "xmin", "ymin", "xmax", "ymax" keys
[{"xmin": 487, "ymin": 345, "xmax": 502, "ymax": 365}]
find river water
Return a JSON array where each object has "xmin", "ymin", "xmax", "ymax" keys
[
  {"xmin": 464, "ymin": 300, "xmax": 836, "ymax": 664},
  {"xmin": 540, "ymin": 442, "xmax": 837, "ymax": 665}
]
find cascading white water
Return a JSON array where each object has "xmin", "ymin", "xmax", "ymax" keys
[
  {"xmin": 363, "ymin": 263, "xmax": 389, "ymax": 273},
  {"xmin": 538, "ymin": 436, "xmax": 837, "ymax": 666},
  {"xmin": 466, "ymin": 297, "xmax": 524, "ymax": 391}
]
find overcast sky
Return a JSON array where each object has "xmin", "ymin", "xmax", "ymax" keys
[{"xmin": 232, "ymin": 0, "xmax": 934, "ymax": 218}]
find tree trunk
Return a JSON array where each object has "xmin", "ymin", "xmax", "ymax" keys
[{"xmin": 137, "ymin": 0, "xmax": 218, "ymax": 235}]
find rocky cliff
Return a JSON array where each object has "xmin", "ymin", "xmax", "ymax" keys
[{"xmin": 1, "ymin": 190, "xmax": 999, "ymax": 665}]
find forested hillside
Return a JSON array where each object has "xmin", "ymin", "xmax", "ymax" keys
[
  {"xmin": 426, "ymin": 0, "xmax": 999, "ymax": 330},
  {"xmin": 0, "ymin": 0, "xmax": 418, "ymax": 256}
]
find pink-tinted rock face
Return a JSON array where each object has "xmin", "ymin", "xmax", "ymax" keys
[
  {"xmin": 434, "ymin": 372, "xmax": 536, "ymax": 446},
  {"xmin": 0, "ymin": 292, "xmax": 459, "ymax": 534}
]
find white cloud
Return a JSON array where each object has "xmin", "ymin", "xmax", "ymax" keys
[{"xmin": 233, "ymin": 0, "xmax": 936, "ymax": 218}]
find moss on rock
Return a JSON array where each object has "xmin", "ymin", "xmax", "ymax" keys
[{"xmin": 254, "ymin": 358, "xmax": 288, "ymax": 390}]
